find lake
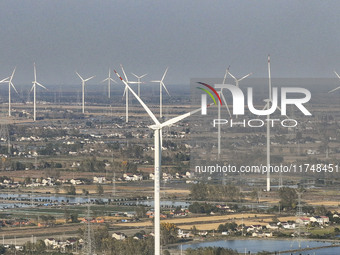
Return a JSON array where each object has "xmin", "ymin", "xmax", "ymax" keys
[{"xmin": 179, "ymin": 239, "xmax": 340, "ymax": 254}]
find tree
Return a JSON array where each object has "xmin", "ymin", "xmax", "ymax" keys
[
  {"xmin": 64, "ymin": 209, "xmax": 71, "ymax": 223},
  {"xmin": 191, "ymin": 225, "xmax": 198, "ymax": 235},
  {"xmin": 315, "ymin": 205, "xmax": 327, "ymax": 216},
  {"xmin": 161, "ymin": 222, "xmax": 178, "ymax": 245},
  {"xmin": 70, "ymin": 213, "xmax": 79, "ymax": 223},
  {"xmin": 279, "ymin": 187, "xmax": 297, "ymax": 210},
  {"xmin": 35, "ymin": 240, "xmax": 46, "ymax": 253},
  {"xmin": 0, "ymin": 245, "xmax": 5, "ymax": 254},
  {"xmin": 96, "ymin": 184, "xmax": 104, "ymax": 195},
  {"xmin": 64, "ymin": 184, "xmax": 76, "ymax": 195}
]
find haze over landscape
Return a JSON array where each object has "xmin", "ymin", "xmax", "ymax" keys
[{"xmin": 0, "ymin": 0, "xmax": 340, "ymax": 85}]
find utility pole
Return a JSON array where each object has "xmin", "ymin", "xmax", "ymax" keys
[{"xmin": 83, "ymin": 203, "xmax": 95, "ymax": 254}]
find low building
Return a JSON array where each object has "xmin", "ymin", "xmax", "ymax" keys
[{"xmin": 112, "ymin": 232, "xmax": 127, "ymax": 240}]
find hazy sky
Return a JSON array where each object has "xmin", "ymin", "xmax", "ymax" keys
[{"xmin": 0, "ymin": 0, "xmax": 339, "ymax": 85}]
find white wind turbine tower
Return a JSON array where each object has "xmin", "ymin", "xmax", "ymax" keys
[
  {"xmin": 131, "ymin": 72, "xmax": 147, "ymax": 98},
  {"xmin": 102, "ymin": 69, "xmax": 117, "ymax": 98},
  {"xmin": 6, "ymin": 68, "xmax": 19, "ymax": 117},
  {"xmin": 31, "ymin": 63, "xmax": 47, "ymax": 121},
  {"xmin": 76, "ymin": 72, "xmax": 95, "ymax": 114},
  {"xmin": 262, "ymin": 55, "xmax": 284, "ymax": 191},
  {"xmin": 151, "ymin": 68, "xmax": 170, "ymax": 118},
  {"xmin": 328, "ymin": 71, "xmax": 340, "ymax": 93},
  {"xmin": 120, "ymin": 64, "xmax": 131, "ymax": 123},
  {"xmin": 114, "ymin": 69, "xmax": 207, "ymax": 255},
  {"xmin": 216, "ymin": 67, "xmax": 232, "ymax": 159}
]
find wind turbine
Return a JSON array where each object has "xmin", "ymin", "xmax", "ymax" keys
[
  {"xmin": 262, "ymin": 55, "xmax": 283, "ymax": 192},
  {"xmin": 114, "ymin": 69, "xmax": 207, "ymax": 255},
  {"xmin": 5, "ymin": 68, "xmax": 19, "ymax": 117},
  {"xmin": 31, "ymin": 63, "xmax": 47, "ymax": 121},
  {"xmin": 76, "ymin": 72, "xmax": 95, "ymax": 114},
  {"xmin": 151, "ymin": 68, "xmax": 170, "ymax": 118},
  {"xmin": 131, "ymin": 72, "xmax": 147, "ymax": 97},
  {"xmin": 227, "ymin": 70, "xmax": 252, "ymax": 88},
  {"xmin": 217, "ymin": 67, "xmax": 232, "ymax": 159},
  {"xmin": 102, "ymin": 69, "xmax": 117, "ymax": 98},
  {"xmin": 328, "ymin": 71, "xmax": 340, "ymax": 93},
  {"xmin": 120, "ymin": 64, "xmax": 132, "ymax": 123}
]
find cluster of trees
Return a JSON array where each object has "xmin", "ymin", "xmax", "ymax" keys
[
  {"xmin": 160, "ymin": 222, "xmax": 178, "ymax": 245},
  {"xmin": 86, "ymin": 226, "xmax": 154, "ymax": 255},
  {"xmin": 217, "ymin": 222, "xmax": 238, "ymax": 233},
  {"xmin": 190, "ymin": 183, "xmax": 243, "ymax": 202},
  {"xmin": 188, "ymin": 202, "xmax": 219, "ymax": 214},
  {"xmin": 63, "ymin": 185, "xmax": 76, "ymax": 195},
  {"xmin": 278, "ymin": 187, "xmax": 297, "ymax": 210},
  {"xmin": 79, "ymin": 157, "xmax": 106, "ymax": 172},
  {"xmin": 40, "ymin": 215, "xmax": 56, "ymax": 227}
]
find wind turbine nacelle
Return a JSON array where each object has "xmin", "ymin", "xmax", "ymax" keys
[{"xmin": 214, "ymin": 84, "xmax": 312, "ymax": 116}]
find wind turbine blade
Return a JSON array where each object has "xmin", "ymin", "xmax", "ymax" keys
[
  {"xmin": 238, "ymin": 72, "xmax": 252, "ymax": 82},
  {"xmin": 36, "ymin": 82, "xmax": 47, "ymax": 90},
  {"xmin": 334, "ymin": 71, "xmax": 340, "ymax": 80},
  {"xmin": 262, "ymin": 102, "xmax": 269, "ymax": 111},
  {"xmin": 228, "ymin": 71, "xmax": 236, "ymax": 81},
  {"xmin": 10, "ymin": 82, "xmax": 19, "ymax": 94},
  {"xmin": 76, "ymin": 72, "xmax": 83, "ymax": 80},
  {"xmin": 9, "ymin": 67, "xmax": 16, "ymax": 82},
  {"xmin": 160, "ymin": 106, "xmax": 207, "ymax": 128},
  {"xmin": 120, "ymin": 64, "xmax": 128, "ymax": 82},
  {"xmin": 30, "ymin": 84, "xmax": 35, "ymax": 93},
  {"xmin": 0, "ymin": 77, "xmax": 9, "ymax": 83},
  {"xmin": 140, "ymin": 74, "xmax": 147, "ymax": 78},
  {"xmin": 131, "ymin": 73, "xmax": 138, "ymax": 78},
  {"xmin": 150, "ymin": 80, "xmax": 160, "ymax": 83},
  {"xmin": 161, "ymin": 67, "xmax": 168, "ymax": 82},
  {"xmin": 162, "ymin": 82, "xmax": 170, "ymax": 96},
  {"xmin": 114, "ymin": 70, "xmax": 160, "ymax": 126},
  {"xmin": 33, "ymin": 62, "xmax": 37, "ymax": 82},
  {"xmin": 276, "ymin": 105, "xmax": 289, "ymax": 118},
  {"xmin": 110, "ymin": 78, "xmax": 117, "ymax": 83},
  {"xmin": 84, "ymin": 76, "xmax": 95, "ymax": 82},
  {"xmin": 328, "ymin": 86, "xmax": 340, "ymax": 93},
  {"xmin": 160, "ymin": 129, "xmax": 163, "ymax": 148},
  {"xmin": 222, "ymin": 66, "xmax": 230, "ymax": 84},
  {"xmin": 220, "ymin": 92, "xmax": 231, "ymax": 117},
  {"xmin": 102, "ymin": 77, "xmax": 109, "ymax": 83},
  {"xmin": 122, "ymin": 87, "xmax": 126, "ymax": 98}
]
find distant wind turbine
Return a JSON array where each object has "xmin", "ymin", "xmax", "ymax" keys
[
  {"xmin": 114, "ymin": 69, "xmax": 207, "ymax": 255},
  {"xmin": 120, "ymin": 64, "xmax": 131, "ymax": 123},
  {"xmin": 151, "ymin": 68, "xmax": 170, "ymax": 118},
  {"xmin": 76, "ymin": 72, "xmax": 95, "ymax": 114},
  {"xmin": 261, "ymin": 55, "xmax": 284, "ymax": 192},
  {"xmin": 328, "ymin": 71, "xmax": 340, "ymax": 93},
  {"xmin": 5, "ymin": 68, "xmax": 19, "ymax": 117},
  {"xmin": 102, "ymin": 69, "xmax": 117, "ymax": 98},
  {"xmin": 227, "ymin": 70, "xmax": 252, "ymax": 88},
  {"xmin": 131, "ymin": 72, "xmax": 147, "ymax": 97},
  {"xmin": 216, "ymin": 66, "xmax": 232, "ymax": 159},
  {"xmin": 31, "ymin": 63, "xmax": 47, "ymax": 121}
]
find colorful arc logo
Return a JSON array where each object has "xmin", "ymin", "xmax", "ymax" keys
[
  {"xmin": 197, "ymin": 82, "xmax": 222, "ymax": 105},
  {"xmin": 197, "ymin": 82, "xmax": 222, "ymax": 115}
]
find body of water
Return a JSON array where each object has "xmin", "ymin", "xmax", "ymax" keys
[{"xmin": 179, "ymin": 239, "xmax": 340, "ymax": 254}]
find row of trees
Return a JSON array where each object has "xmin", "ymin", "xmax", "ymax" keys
[{"xmin": 190, "ymin": 183, "xmax": 243, "ymax": 202}]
